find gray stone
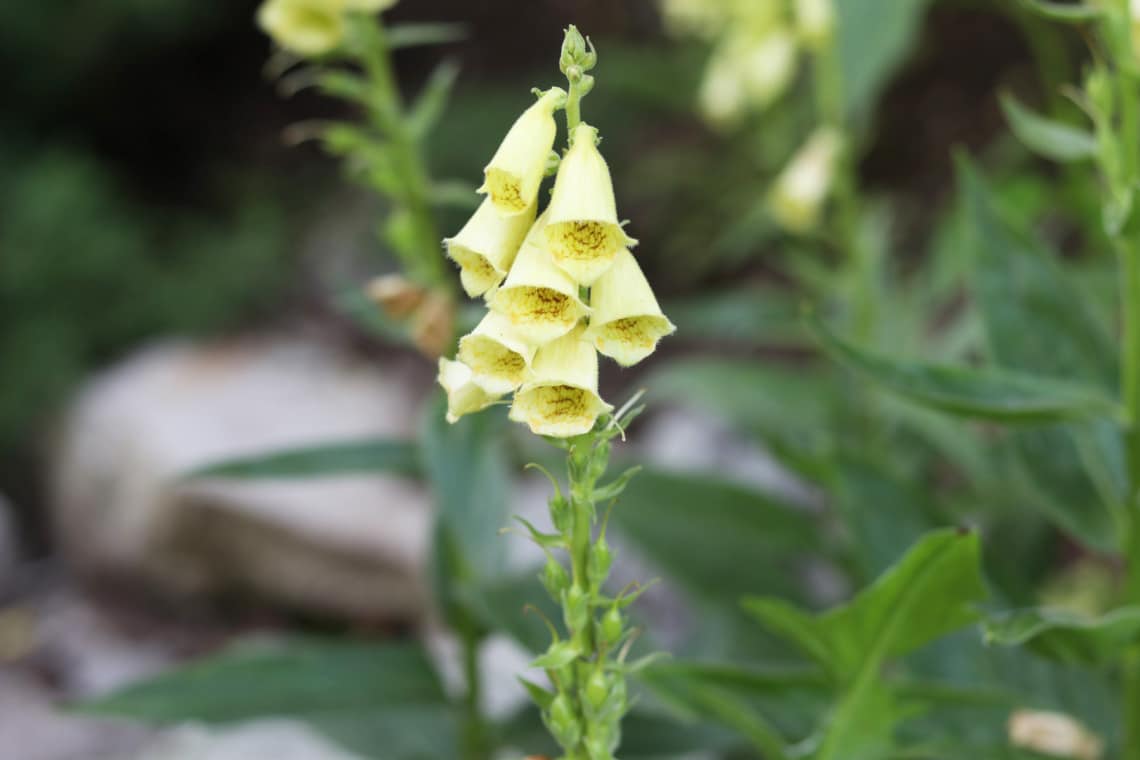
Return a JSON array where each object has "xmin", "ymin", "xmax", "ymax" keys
[{"xmin": 50, "ymin": 337, "xmax": 434, "ymax": 622}]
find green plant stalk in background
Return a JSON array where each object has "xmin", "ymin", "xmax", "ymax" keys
[{"xmin": 1099, "ymin": 2, "xmax": 1140, "ymax": 754}]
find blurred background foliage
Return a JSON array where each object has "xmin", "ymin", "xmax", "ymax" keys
[{"xmin": 2, "ymin": 0, "xmax": 1134, "ymax": 756}]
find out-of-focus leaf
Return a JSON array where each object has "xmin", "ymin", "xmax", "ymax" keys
[
  {"xmin": 80, "ymin": 638, "xmax": 446, "ymax": 722},
  {"xmin": 833, "ymin": 457, "xmax": 935, "ymax": 579},
  {"xmin": 409, "ymin": 59, "xmax": 460, "ymax": 139},
  {"xmin": 186, "ymin": 438, "xmax": 421, "ymax": 480},
  {"xmin": 1017, "ymin": 0, "xmax": 1102, "ymax": 22},
  {"xmin": 386, "ymin": 22, "xmax": 466, "ymax": 49},
  {"xmin": 999, "ymin": 93, "xmax": 1098, "ymax": 162},
  {"xmin": 838, "ymin": 0, "xmax": 934, "ymax": 122},
  {"xmin": 663, "ymin": 288, "xmax": 804, "ymax": 346},
  {"xmin": 811, "ymin": 316, "xmax": 1120, "ymax": 424},
  {"xmin": 959, "ymin": 157, "xmax": 1120, "ymax": 551},
  {"xmin": 984, "ymin": 606, "xmax": 1140, "ymax": 666},
  {"xmin": 459, "ymin": 572, "xmax": 559, "ymax": 654},
  {"xmin": 610, "ymin": 468, "xmax": 819, "ymax": 603},
  {"xmin": 648, "ymin": 359, "xmax": 836, "ymax": 474},
  {"xmin": 421, "ymin": 399, "xmax": 512, "ymax": 586},
  {"xmin": 744, "ymin": 530, "xmax": 987, "ymax": 680},
  {"xmin": 430, "ymin": 179, "xmax": 480, "ymax": 209}
]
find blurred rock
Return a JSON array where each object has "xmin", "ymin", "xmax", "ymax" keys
[
  {"xmin": 51, "ymin": 337, "xmax": 434, "ymax": 622},
  {"xmin": 0, "ymin": 670, "xmax": 155, "ymax": 760},
  {"xmin": 137, "ymin": 721, "xmax": 368, "ymax": 760}
]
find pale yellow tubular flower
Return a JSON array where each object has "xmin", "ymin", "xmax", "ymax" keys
[
  {"xmin": 480, "ymin": 89, "xmax": 566, "ymax": 216},
  {"xmin": 257, "ymin": 0, "xmax": 346, "ymax": 57},
  {"xmin": 489, "ymin": 212, "xmax": 590, "ymax": 344},
  {"xmin": 795, "ymin": 0, "xmax": 835, "ymax": 50},
  {"xmin": 544, "ymin": 123, "xmax": 636, "ymax": 285},
  {"xmin": 698, "ymin": 51, "xmax": 748, "ymax": 126},
  {"xmin": 1132, "ymin": 0, "xmax": 1140, "ymax": 60},
  {"xmin": 659, "ymin": 0, "xmax": 733, "ymax": 40},
  {"xmin": 457, "ymin": 311, "xmax": 536, "ymax": 395},
  {"xmin": 1008, "ymin": 710, "xmax": 1103, "ymax": 760},
  {"xmin": 437, "ymin": 358, "xmax": 500, "ymax": 423},
  {"xmin": 739, "ymin": 30, "xmax": 798, "ymax": 111},
  {"xmin": 768, "ymin": 127, "xmax": 844, "ymax": 234},
  {"xmin": 343, "ymin": 0, "xmax": 397, "ymax": 10},
  {"xmin": 445, "ymin": 197, "xmax": 536, "ymax": 297},
  {"xmin": 586, "ymin": 250, "xmax": 676, "ymax": 366},
  {"xmin": 510, "ymin": 328, "xmax": 613, "ymax": 438}
]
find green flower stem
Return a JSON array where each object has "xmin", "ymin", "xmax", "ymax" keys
[
  {"xmin": 560, "ymin": 25, "xmax": 596, "ymax": 141},
  {"xmin": 534, "ymin": 426, "xmax": 632, "ymax": 760},
  {"xmin": 356, "ymin": 15, "xmax": 449, "ymax": 290}
]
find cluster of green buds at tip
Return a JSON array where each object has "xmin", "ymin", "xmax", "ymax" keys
[
  {"xmin": 438, "ymin": 27, "xmax": 676, "ymax": 438},
  {"xmin": 257, "ymin": 0, "xmax": 398, "ymax": 57}
]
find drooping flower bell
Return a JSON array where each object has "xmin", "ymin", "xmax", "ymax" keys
[
  {"xmin": 489, "ymin": 212, "xmax": 590, "ymax": 344},
  {"xmin": 480, "ymin": 89, "xmax": 566, "ymax": 216},
  {"xmin": 794, "ymin": 0, "xmax": 835, "ymax": 50},
  {"xmin": 544, "ymin": 123, "xmax": 636, "ymax": 285},
  {"xmin": 458, "ymin": 311, "xmax": 536, "ymax": 395},
  {"xmin": 700, "ymin": 30, "xmax": 797, "ymax": 125},
  {"xmin": 438, "ymin": 358, "xmax": 500, "ymax": 423},
  {"xmin": 510, "ymin": 327, "xmax": 612, "ymax": 437},
  {"xmin": 257, "ymin": 0, "xmax": 346, "ymax": 56},
  {"xmin": 768, "ymin": 126, "xmax": 843, "ymax": 234},
  {"xmin": 445, "ymin": 197, "xmax": 536, "ymax": 297},
  {"xmin": 586, "ymin": 250, "xmax": 675, "ymax": 366}
]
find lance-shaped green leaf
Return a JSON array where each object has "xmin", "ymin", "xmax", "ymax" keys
[
  {"xmin": 610, "ymin": 468, "xmax": 820, "ymax": 603},
  {"xmin": 744, "ymin": 529, "xmax": 987, "ymax": 681},
  {"xmin": 810, "ymin": 315, "xmax": 1120, "ymax": 424},
  {"xmin": 79, "ymin": 638, "xmax": 452, "ymax": 758},
  {"xmin": 958, "ymin": 157, "xmax": 1121, "ymax": 551},
  {"xmin": 409, "ymin": 59, "xmax": 460, "ymax": 139},
  {"xmin": 1016, "ymin": 0, "xmax": 1102, "ymax": 22},
  {"xmin": 984, "ymin": 606, "xmax": 1140, "ymax": 667},
  {"xmin": 999, "ymin": 93, "xmax": 1098, "ymax": 162},
  {"xmin": 186, "ymin": 437, "xmax": 421, "ymax": 479},
  {"xmin": 386, "ymin": 22, "xmax": 466, "ymax": 49}
]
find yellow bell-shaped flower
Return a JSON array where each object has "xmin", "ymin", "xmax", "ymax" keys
[
  {"xmin": 543, "ymin": 123, "xmax": 636, "ymax": 285},
  {"xmin": 768, "ymin": 127, "xmax": 843, "ymax": 234},
  {"xmin": 700, "ymin": 30, "xmax": 797, "ymax": 125},
  {"xmin": 257, "ymin": 0, "xmax": 346, "ymax": 57},
  {"xmin": 445, "ymin": 197, "xmax": 535, "ymax": 298},
  {"xmin": 489, "ymin": 212, "xmax": 590, "ymax": 344},
  {"xmin": 457, "ymin": 312, "xmax": 536, "ymax": 395},
  {"xmin": 586, "ymin": 250, "xmax": 676, "ymax": 366},
  {"xmin": 438, "ymin": 358, "xmax": 500, "ymax": 423},
  {"xmin": 510, "ymin": 327, "xmax": 613, "ymax": 438},
  {"xmin": 795, "ymin": 0, "xmax": 834, "ymax": 50},
  {"xmin": 479, "ymin": 89, "xmax": 566, "ymax": 216}
]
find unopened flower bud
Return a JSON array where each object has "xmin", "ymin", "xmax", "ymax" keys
[
  {"xmin": 768, "ymin": 127, "xmax": 843, "ymax": 234},
  {"xmin": 546, "ymin": 694, "xmax": 581, "ymax": 748},
  {"xmin": 560, "ymin": 25, "xmax": 596, "ymax": 75},
  {"xmin": 544, "ymin": 123, "xmax": 637, "ymax": 285},
  {"xmin": 584, "ymin": 669, "xmax": 610, "ymax": 711},
  {"xmin": 563, "ymin": 584, "xmax": 590, "ymax": 632},
  {"xmin": 542, "ymin": 557, "xmax": 570, "ymax": 598},
  {"xmin": 550, "ymin": 494, "xmax": 574, "ymax": 534},
  {"xmin": 509, "ymin": 328, "xmax": 613, "ymax": 438},
  {"xmin": 257, "ymin": 0, "xmax": 345, "ymax": 57},
  {"xmin": 587, "ymin": 252, "xmax": 675, "ymax": 366},
  {"xmin": 599, "ymin": 606, "xmax": 623, "ymax": 645},
  {"xmin": 480, "ymin": 89, "xmax": 566, "ymax": 216},
  {"xmin": 588, "ymin": 536, "xmax": 614, "ymax": 585},
  {"xmin": 1008, "ymin": 709, "xmax": 1103, "ymax": 760}
]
